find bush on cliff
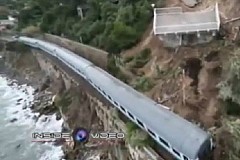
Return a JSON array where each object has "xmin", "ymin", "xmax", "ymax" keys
[
  {"xmin": 21, "ymin": 26, "xmax": 41, "ymax": 36},
  {"xmin": 133, "ymin": 76, "xmax": 155, "ymax": 92},
  {"xmin": 131, "ymin": 48, "xmax": 151, "ymax": 68},
  {"xmin": 218, "ymin": 50, "xmax": 240, "ymax": 115}
]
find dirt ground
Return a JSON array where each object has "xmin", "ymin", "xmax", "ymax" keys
[{"xmin": 120, "ymin": 0, "xmax": 240, "ymax": 159}]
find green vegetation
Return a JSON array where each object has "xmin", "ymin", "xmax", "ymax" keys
[
  {"xmin": 154, "ymin": 65, "xmax": 182, "ymax": 80},
  {"xmin": 218, "ymin": 51, "xmax": 240, "ymax": 115},
  {"xmin": 0, "ymin": 6, "xmax": 9, "ymax": 19},
  {"xmin": 21, "ymin": 25, "xmax": 41, "ymax": 36},
  {"xmin": 225, "ymin": 119, "xmax": 240, "ymax": 160},
  {"xmin": 131, "ymin": 48, "xmax": 151, "ymax": 68},
  {"xmin": 9, "ymin": 0, "xmax": 165, "ymax": 54},
  {"xmin": 6, "ymin": 42, "xmax": 30, "ymax": 52},
  {"xmin": 133, "ymin": 76, "xmax": 155, "ymax": 92},
  {"xmin": 54, "ymin": 91, "xmax": 72, "ymax": 112},
  {"xmin": 124, "ymin": 56, "xmax": 134, "ymax": 63},
  {"xmin": 126, "ymin": 121, "xmax": 154, "ymax": 147},
  {"xmin": 107, "ymin": 55, "xmax": 129, "ymax": 83}
]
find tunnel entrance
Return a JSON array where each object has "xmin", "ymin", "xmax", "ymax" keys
[{"xmin": 182, "ymin": 58, "xmax": 202, "ymax": 87}]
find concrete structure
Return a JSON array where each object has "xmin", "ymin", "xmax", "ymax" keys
[
  {"xmin": 0, "ymin": 20, "xmax": 15, "ymax": 27},
  {"xmin": 153, "ymin": 3, "xmax": 220, "ymax": 47},
  {"xmin": 8, "ymin": 15, "xmax": 17, "ymax": 22}
]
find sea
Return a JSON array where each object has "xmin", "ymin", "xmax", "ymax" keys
[{"xmin": 0, "ymin": 75, "xmax": 65, "ymax": 160}]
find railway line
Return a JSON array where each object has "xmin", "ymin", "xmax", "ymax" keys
[{"xmin": 16, "ymin": 36, "xmax": 214, "ymax": 160}]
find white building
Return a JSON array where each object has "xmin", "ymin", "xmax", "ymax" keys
[{"xmin": 153, "ymin": 3, "xmax": 220, "ymax": 47}]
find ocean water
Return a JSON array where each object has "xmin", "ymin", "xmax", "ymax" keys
[{"xmin": 0, "ymin": 75, "xmax": 64, "ymax": 160}]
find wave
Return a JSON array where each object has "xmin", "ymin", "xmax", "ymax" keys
[{"xmin": 0, "ymin": 75, "xmax": 64, "ymax": 160}]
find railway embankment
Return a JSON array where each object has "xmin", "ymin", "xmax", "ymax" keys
[{"xmin": 39, "ymin": 34, "xmax": 108, "ymax": 70}]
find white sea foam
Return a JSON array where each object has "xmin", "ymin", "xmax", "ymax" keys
[{"xmin": 0, "ymin": 75, "xmax": 64, "ymax": 160}]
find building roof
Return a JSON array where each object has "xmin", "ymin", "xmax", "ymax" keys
[
  {"xmin": 153, "ymin": 3, "xmax": 220, "ymax": 35},
  {"xmin": 0, "ymin": 20, "xmax": 15, "ymax": 26}
]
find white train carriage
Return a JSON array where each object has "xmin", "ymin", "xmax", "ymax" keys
[{"xmin": 17, "ymin": 36, "xmax": 214, "ymax": 160}]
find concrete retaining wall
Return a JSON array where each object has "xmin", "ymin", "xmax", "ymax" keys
[{"xmin": 39, "ymin": 34, "xmax": 108, "ymax": 70}]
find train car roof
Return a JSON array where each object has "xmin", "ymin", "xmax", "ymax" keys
[{"xmin": 86, "ymin": 65, "xmax": 211, "ymax": 159}]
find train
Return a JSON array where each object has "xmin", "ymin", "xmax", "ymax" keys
[{"xmin": 16, "ymin": 36, "xmax": 214, "ymax": 160}]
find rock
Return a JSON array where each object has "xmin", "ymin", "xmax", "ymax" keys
[
  {"xmin": 181, "ymin": 0, "xmax": 200, "ymax": 7},
  {"xmin": 53, "ymin": 138, "xmax": 65, "ymax": 146},
  {"xmin": 41, "ymin": 117, "xmax": 48, "ymax": 122},
  {"xmin": 25, "ymin": 114, "xmax": 31, "ymax": 119},
  {"xmin": 17, "ymin": 98, "xmax": 23, "ymax": 102},
  {"xmin": 34, "ymin": 88, "xmax": 39, "ymax": 94},
  {"xmin": 22, "ymin": 105, "xmax": 27, "ymax": 110},
  {"xmin": 12, "ymin": 111, "xmax": 18, "ymax": 114},
  {"xmin": 56, "ymin": 112, "xmax": 62, "ymax": 121},
  {"xmin": 15, "ymin": 144, "xmax": 21, "ymax": 149},
  {"xmin": 32, "ymin": 115, "xmax": 39, "ymax": 122},
  {"xmin": 39, "ymin": 76, "xmax": 51, "ymax": 91},
  {"xmin": 16, "ymin": 102, "xmax": 21, "ymax": 105},
  {"xmin": 62, "ymin": 122, "xmax": 70, "ymax": 132},
  {"xmin": 10, "ymin": 118, "xmax": 18, "ymax": 123},
  {"xmin": 30, "ymin": 104, "xmax": 35, "ymax": 109}
]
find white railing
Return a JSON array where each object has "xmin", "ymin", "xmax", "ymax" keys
[
  {"xmin": 153, "ymin": 4, "xmax": 220, "ymax": 35},
  {"xmin": 154, "ymin": 7, "xmax": 182, "ymax": 14},
  {"xmin": 215, "ymin": 3, "xmax": 221, "ymax": 29},
  {"xmin": 154, "ymin": 22, "xmax": 218, "ymax": 34}
]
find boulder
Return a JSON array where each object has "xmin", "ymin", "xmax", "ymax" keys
[
  {"xmin": 10, "ymin": 118, "xmax": 17, "ymax": 123},
  {"xmin": 39, "ymin": 76, "xmax": 51, "ymax": 91}
]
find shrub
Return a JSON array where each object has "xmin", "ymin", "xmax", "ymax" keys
[
  {"xmin": 124, "ymin": 56, "xmax": 134, "ymax": 63},
  {"xmin": 224, "ymin": 99, "xmax": 240, "ymax": 116},
  {"xmin": 132, "ymin": 48, "xmax": 151, "ymax": 68},
  {"xmin": 55, "ymin": 91, "xmax": 72, "ymax": 113},
  {"xmin": 107, "ymin": 55, "xmax": 129, "ymax": 83},
  {"xmin": 21, "ymin": 25, "xmax": 41, "ymax": 36},
  {"xmin": 218, "ymin": 50, "xmax": 240, "ymax": 115},
  {"xmin": 125, "ymin": 121, "xmax": 149, "ymax": 147},
  {"xmin": 133, "ymin": 76, "xmax": 154, "ymax": 92}
]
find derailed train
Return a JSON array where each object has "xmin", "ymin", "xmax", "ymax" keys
[{"xmin": 17, "ymin": 36, "xmax": 214, "ymax": 160}]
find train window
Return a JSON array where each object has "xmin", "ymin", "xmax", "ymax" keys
[
  {"xmin": 147, "ymin": 129, "xmax": 156, "ymax": 137},
  {"xmin": 173, "ymin": 149, "xmax": 180, "ymax": 157},
  {"xmin": 136, "ymin": 119, "xmax": 144, "ymax": 127},
  {"xmin": 102, "ymin": 91, "xmax": 106, "ymax": 95},
  {"xmin": 120, "ymin": 106, "xmax": 126, "ymax": 112},
  {"xmin": 159, "ymin": 137, "xmax": 169, "ymax": 148},
  {"xmin": 127, "ymin": 111, "xmax": 134, "ymax": 119},
  {"xmin": 113, "ymin": 101, "xmax": 118, "ymax": 106},
  {"xmin": 183, "ymin": 156, "xmax": 188, "ymax": 160},
  {"xmin": 107, "ymin": 95, "xmax": 112, "ymax": 100}
]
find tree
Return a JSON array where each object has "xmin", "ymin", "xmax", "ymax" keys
[{"xmin": 16, "ymin": 0, "xmax": 161, "ymax": 54}]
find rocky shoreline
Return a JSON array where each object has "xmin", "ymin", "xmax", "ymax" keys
[
  {"xmin": 0, "ymin": 48, "xmax": 70, "ymax": 158},
  {"xmin": 0, "ymin": 40, "xmax": 111, "ymax": 160}
]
